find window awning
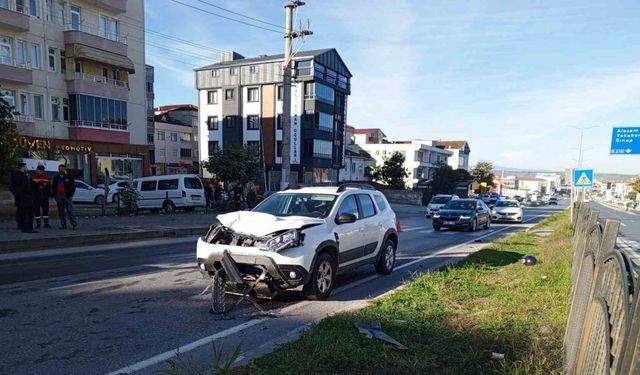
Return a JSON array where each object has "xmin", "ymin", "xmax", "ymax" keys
[{"xmin": 66, "ymin": 44, "xmax": 135, "ymax": 73}]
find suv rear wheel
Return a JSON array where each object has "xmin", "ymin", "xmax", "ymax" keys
[
  {"xmin": 303, "ymin": 252, "xmax": 336, "ymax": 300},
  {"xmin": 375, "ymin": 239, "xmax": 396, "ymax": 275}
]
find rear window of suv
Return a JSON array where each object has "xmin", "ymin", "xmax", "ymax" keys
[{"xmin": 373, "ymin": 195, "xmax": 387, "ymax": 211}]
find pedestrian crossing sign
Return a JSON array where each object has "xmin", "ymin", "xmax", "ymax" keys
[{"xmin": 574, "ymin": 169, "xmax": 594, "ymax": 187}]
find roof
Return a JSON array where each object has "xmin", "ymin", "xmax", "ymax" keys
[
  {"xmin": 195, "ymin": 48, "xmax": 351, "ymax": 76},
  {"xmin": 155, "ymin": 104, "xmax": 198, "ymax": 115},
  {"xmin": 353, "ymin": 128, "xmax": 385, "ymax": 135},
  {"xmin": 433, "ymin": 140, "xmax": 468, "ymax": 149},
  {"xmin": 345, "ymin": 144, "xmax": 375, "ymax": 161}
]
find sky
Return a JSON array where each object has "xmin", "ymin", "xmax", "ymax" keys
[{"xmin": 145, "ymin": 0, "xmax": 640, "ymax": 175}]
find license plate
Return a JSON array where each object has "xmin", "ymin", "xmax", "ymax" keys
[{"xmin": 444, "ymin": 221, "xmax": 455, "ymax": 225}]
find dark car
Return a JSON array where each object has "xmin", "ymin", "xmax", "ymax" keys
[
  {"xmin": 432, "ymin": 199, "xmax": 492, "ymax": 232},
  {"xmin": 549, "ymin": 197, "xmax": 558, "ymax": 205}
]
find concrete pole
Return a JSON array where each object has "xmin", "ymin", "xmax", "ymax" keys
[{"xmin": 280, "ymin": 2, "xmax": 295, "ymax": 190}]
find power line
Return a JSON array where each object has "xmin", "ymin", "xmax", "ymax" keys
[
  {"xmin": 195, "ymin": 0, "xmax": 284, "ymax": 30},
  {"xmin": 169, "ymin": 0, "xmax": 283, "ymax": 34}
]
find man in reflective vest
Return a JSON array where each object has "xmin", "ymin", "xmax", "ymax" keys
[{"xmin": 31, "ymin": 165, "xmax": 51, "ymax": 228}]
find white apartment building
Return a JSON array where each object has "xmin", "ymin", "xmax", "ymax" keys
[
  {"xmin": 359, "ymin": 140, "xmax": 452, "ymax": 189},
  {"xmin": 1, "ymin": 0, "xmax": 148, "ymax": 185},
  {"xmin": 433, "ymin": 140, "xmax": 471, "ymax": 170}
]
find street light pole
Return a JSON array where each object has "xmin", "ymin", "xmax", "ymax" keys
[{"xmin": 567, "ymin": 124, "xmax": 598, "ymax": 221}]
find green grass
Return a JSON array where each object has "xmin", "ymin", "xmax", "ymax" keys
[{"xmin": 238, "ymin": 211, "xmax": 573, "ymax": 375}]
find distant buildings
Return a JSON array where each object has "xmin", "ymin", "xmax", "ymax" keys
[
  {"xmin": 195, "ymin": 48, "xmax": 352, "ymax": 190},
  {"xmin": 433, "ymin": 141, "xmax": 471, "ymax": 170},
  {"xmin": 153, "ymin": 104, "xmax": 199, "ymax": 175},
  {"xmin": 339, "ymin": 125, "xmax": 375, "ymax": 182}
]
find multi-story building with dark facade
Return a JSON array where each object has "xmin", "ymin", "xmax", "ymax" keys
[
  {"xmin": 2, "ymin": 0, "xmax": 148, "ymax": 185},
  {"xmin": 195, "ymin": 48, "xmax": 352, "ymax": 190}
]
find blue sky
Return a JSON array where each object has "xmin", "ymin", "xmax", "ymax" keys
[{"xmin": 145, "ymin": 0, "xmax": 640, "ymax": 175}]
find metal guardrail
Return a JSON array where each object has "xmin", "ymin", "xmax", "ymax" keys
[
  {"xmin": 69, "ymin": 120, "xmax": 128, "ymax": 131},
  {"xmin": 563, "ymin": 199, "xmax": 640, "ymax": 374}
]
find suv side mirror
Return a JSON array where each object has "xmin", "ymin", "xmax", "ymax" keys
[{"xmin": 337, "ymin": 213, "xmax": 357, "ymax": 224}]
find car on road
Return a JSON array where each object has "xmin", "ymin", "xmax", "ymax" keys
[
  {"xmin": 426, "ymin": 194, "xmax": 459, "ymax": 217},
  {"xmin": 491, "ymin": 199, "xmax": 523, "ymax": 223},
  {"xmin": 196, "ymin": 184, "xmax": 400, "ymax": 313},
  {"xmin": 105, "ymin": 181, "xmax": 131, "ymax": 203},
  {"xmin": 549, "ymin": 196, "xmax": 558, "ymax": 205},
  {"xmin": 134, "ymin": 174, "xmax": 205, "ymax": 213},
  {"xmin": 432, "ymin": 199, "xmax": 492, "ymax": 232},
  {"xmin": 73, "ymin": 180, "xmax": 106, "ymax": 205}
]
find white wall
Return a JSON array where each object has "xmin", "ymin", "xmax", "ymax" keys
[{"xmin": 198, "ymin": 88, "xmax": 223, "ymax": 177}]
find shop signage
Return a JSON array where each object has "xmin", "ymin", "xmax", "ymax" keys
[{"xmin": 14, "ymin": 137, "xmax": 93, "ymax": 153}]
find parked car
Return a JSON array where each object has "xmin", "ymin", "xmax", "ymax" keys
[
  {"xmin": 73, "ymin": 180, "xmax": 106, "ymax": 205},
  {"xmin": 432, "ymin": 199, "xmax": 491, "ymax": 231},
  {"xmin": 426, "ymin": 194, "xmax": 459, "ymax": 217},
  {"xmin": 491, "ymin": 200, "xmax": 523, "ymax": 223},
  {"xmin": 134, "ymin": 174, "xmax": 205, "ymax": 213},
  {"xmin": 197, "ymin": 184, "xmax": 400, "ymax": 313},
  {"xmin": 106, "ymin": 181, "xmax": 132, "ymax": 203}
]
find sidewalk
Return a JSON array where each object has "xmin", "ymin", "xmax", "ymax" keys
[{"xmin": 0, "ymin": 209, "xmax": 216, "ymax": 253}]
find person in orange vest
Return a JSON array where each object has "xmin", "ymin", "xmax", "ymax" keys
[{"xmin": 31, "ymin": 165, "xmax": 51, "ymax": 228}]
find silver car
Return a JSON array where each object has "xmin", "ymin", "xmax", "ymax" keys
[{"xmin": 491, "ymin": 200, "xmax": 523, "ymax": 223}]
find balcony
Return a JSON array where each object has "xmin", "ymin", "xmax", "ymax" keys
[
  {"xmin": 86, "ymin": 0, "xmax": 127, "ymax": 13},
  {"xmin": 13, "ymin": 115, "xmax": 36, "ymax": 136},
  {"xmin": 66, "ymin": 72, "xmax": 129, "ymax": 100},
  {"xmin": 0, "ymin": 2, "xmax": 29, "ymax": 31},
  {"xmin": 68, "ymin": 120, "xmax": 129, "ymax": 144},
  {"xmin": 64, "ymin": 24, "xmax": 128, "ymax": 57},
  {"xmin": 0, "ymin": 59, "xmax": 33, "ymax": 85}
]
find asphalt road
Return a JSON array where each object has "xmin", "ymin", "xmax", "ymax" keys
[
  {"xmin": 0, "ymin": 203, "xmax": 566, "ymax": 375},
  {"xmin": 589, "ymin": 201, "xmax": 640, "ymax": 267}
]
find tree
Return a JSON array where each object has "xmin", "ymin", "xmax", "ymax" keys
[
  {"xmin": 470, "ymin": 161, "xmax": 495, "ymax": 194},
  {"xmin": 632, "ymin": 178, "xmax": 640, "ymax": 195},
  {"xmin": 372, "ymin": 152, "xmax": 409, "ymax": 190},
  {"xmin": 0, "ymin": 96, "xmax": 20, "ymax": 185},
  {"xmin": 425, "ymin": 165, "xmax": 474, "ymax": 204},
  {"xmin": 202, "ymin": 144, "xmax": 264, "ymax": 186}
]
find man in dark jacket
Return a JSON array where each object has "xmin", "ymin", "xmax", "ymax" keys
[
  {"xmin": 13, "ymin": 163, "xmax": 37, "ymax": 233},
  {"xmin": 51, "ymin": 164, "xmax": 77, "ymax": 230},
  {"xmin": 31, "ymin": 165, "xmax": 51, "ymax": 228},
  {"xmin": 246, "ymin": 185, "xmax": 258, "ymax": 209}
]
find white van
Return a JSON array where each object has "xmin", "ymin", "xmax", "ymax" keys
[{"xmin": 134, "ymin": 174, "xmax": 205, "ymax": 213}]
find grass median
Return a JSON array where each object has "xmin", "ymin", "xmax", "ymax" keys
[{"xmin": 239, "ymin": 211, "xmax": 572, "ymax": 375}]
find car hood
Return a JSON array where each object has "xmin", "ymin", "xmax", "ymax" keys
[
  {"xmin": 494, "ymin": 207, "xmax": 522, "ymax": 213},
  {"xmin": 437, "ymin": 209, "xmax": 475, "ymax": 216},
  {"xmin": 216, "ymin": 211, "xmax": 325, "ymax": 237},
  {"xmin": 428, "ymin": 203, "xmax": 446, "ymax": 209}
]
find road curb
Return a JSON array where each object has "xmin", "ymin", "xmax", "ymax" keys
[{"xmin": 0, "ymin": 226, "xmax": 210, "ymax": 254}]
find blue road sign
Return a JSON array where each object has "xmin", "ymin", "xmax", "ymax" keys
[
  {"xmin": 574, "ymin": 169, "xmax": 594, "ymax": 187},
  {"xmin": 610, "ymin": 127, "xmax": 640, "ymax": 155}
]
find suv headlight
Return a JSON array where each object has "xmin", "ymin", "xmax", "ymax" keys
[
  {"xmin": 262, "ymin": 230, "xmax": 301, "ymax": 252},
  {"xmin": 433, "ymin": 213, "xmax": 440, "ymax": 218}
]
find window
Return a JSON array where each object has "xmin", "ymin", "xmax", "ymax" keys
[
  {"xmin": 47, "ymin": 47, "xmax": 56, "ymax": 72},
  {"xmin": 99, "ymin": 15, "xmax": 107, "ymax": 38},
  {"xmin": 318, "ymin": 112, "xmax": 333, "ymax": 132},
  {"xmin": 157, "ymin": 131, "xmax": 165, "ymax": 140},
  {"xmin": 276, "ymin": 114, "xmax": 282, "ymax": 129},
  {"xmin": 146, "ymin": 81, "xmax": 153, "ymax": 93},
  {"xmin": 170, "ymin": 132, "xmax": 178, "ymax": 142},
  {"xmin": 247, "ymin": 115, "xmax": 259, "ymax": 130},
  {"xmin": 147, "ymin": 133, "xmax": 154, "ymax": 143},
  {"xmin": 249, "ymin": 65, "xmax": 257, "ymax": 74},
  {"xmin": 277, "ymin": 85, "xmax": 283, "ymax": 101},
  {"xmin": 316, "ymin": 82, "xmax": 335, "ymax": 104},
  {"xmin": 207, "ymin": 116, "xmax": 218, "ymax": 130},
  {"xmin": 194, "ymin": 149, "xmax": 199, "ymax": 159},
  {"xmin": 33, "ymin": 94, "xmax": 43, "ymax": 119},
  {"xmin": 60, "ymin": 50, "xmax": 65, "ymax": 73},
  {"xmin": 229, "ymin": 67, "xmax": 237, "ymax": 76},
  {"xmin": 357, "ymin": 194, "xmax": 376, "ymax": 218},
  {"xmin": 351, "ymin": 163, "xmax": 356, "ymax": 173},
  {"xmin": 70, "ymin": 5, "xmax": 81, "ymax": 30},
  {"xmin": 313, "ymin": 139, "xmax": 332, "ymax": 159},
  {"xmin": 208, "ymin": 141, "xmax": 219, "ymax": 154},
  {"xmin": 276, "ymin": 140, "xmax": 282, "ymax": 157},
  {"xmin": 141, "ymin": 180, "xmax": 156, "ymax": 191},
  {"xmin": 62, "ymin": 97, "xmax": 68, "ymax": 121},
  {"xmin": 211, "ymin": 69, "xmax": 219, "ymax": 77},
  {"xmin": 225, "ymin": 89, "xmax": 234, "ymax": 101},
  {"xmin": 172, "ymin": 149, "xmax": 178, "ymax": 157},
  {"xmin": 247, "ymin": 87, "xmax": 259, "ymax": 102},
  {"xmin": 158, "ymin": 179, "xmax": 179, "ymax": 190},
  {"xmin": 296, "ymin": 59, "xmax": 311, "ymax": 75},
  {"xmin": 304, "ymin": 82, "xmax": 314, "ymax": 99},
  {"xmin": 16, "ymin": 40, "xmax": 27, "ymax": 66},
  {"xmin": 0, "ymin": 35, "xmax": 11, "ymax": 65},
  {"xmin": 44, "ymin": 0, "xmax": 53, "ymax": 21},
  {"xmin": 336, "ymin": 195, "xmax": 359, "ymax": 220},
  {"xmin": 207, "ymin": 90, "xmax": 218, "ymax": 104},
  {"xmin": 180, "ymin": 148, "xmax": 192, "ymax": 158},
  {"xmin": 30, "ymin": 43, "xmax": 40, "ymax": 69},
  {"xmin": 58, "ymin": 1, "xmax": 65, "ymax": 25},
  {"xmin": 51, "ymin": 96, "xmax": 60, "ymax": 121},
  {"xmin": 180, "ymin": 133, "xmax": 191, "ymax": 142},
  {"xmin": 0, "ymin": 89, "xmax": 15, "ymax": 108},
  {"xmin": 158, "ymin": 148, "xmax": 165, "ymax": 157},
  {"xmin": 374, "ymin": 195, "xmax": 387, "ymax": 211},
  {"xmin": 19, "ymin": 93, "xmax": 28, "ymax": 115},
  {"xmin": 29, "ymin": 0, "xmax": 37, "ymax": 16}
]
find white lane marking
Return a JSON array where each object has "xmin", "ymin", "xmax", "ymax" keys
[
  {"xmin": 105, "ymin": 212, "xmax": 548, "ymax": 375},
  {"xmin": 104, "ymin": 318, "xmax": 269, "ymax": 375},
  {"xmin": 402, "ymin": 226, "xmax": 429, "ymax": 232},
  {"xmin": 418, "ymin": 229, "xmax": 434, "ymax": 234},
  {"xmin": 621, "ymin": 222, "xmax": 627, "ymax": 227}
]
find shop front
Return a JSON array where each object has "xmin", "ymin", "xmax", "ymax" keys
[{"xmin": 14, "ymin": 136, "xmax": 149, "ymax": 186}]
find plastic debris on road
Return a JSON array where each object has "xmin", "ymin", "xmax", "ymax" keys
[{"xmin": 353, "ymin": 320, "xmax": 409, "ymax": 351}]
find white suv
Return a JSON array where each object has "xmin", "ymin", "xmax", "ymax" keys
[
  {"xmin": 426, "ymin": 194, "xmax": 459, "ymax": 217},
  {"xmin": 197, "ymin": 184, "xmax": 400, "ymax": 312}
]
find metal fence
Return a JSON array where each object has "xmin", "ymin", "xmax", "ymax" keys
[{"xmin": 564, "ymin": 200, "xmax": 640, "ymax": 374}]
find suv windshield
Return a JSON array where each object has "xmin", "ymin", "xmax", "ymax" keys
[
  {"xmin": 496, "ymin": 201, "xmax": 519, "ymax": 208},
  {"xmin": 253, "ymin": 193, "xmax": 337, "ymax": 218},
  {"xmin": 444, "ymin": 200, "xmax": 477, "ymax": 210},
  {"xmin": 431, "ymin": 196, "xmax": 451, "ymax": 204}
]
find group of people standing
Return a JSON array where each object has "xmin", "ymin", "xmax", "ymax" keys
[
  {"xmin": 203, "ymin": 181, "xmax": 259, "ymax": 211},
  {"xmin": 10, "ymin": 163, "xmax": 78, "ymax": 233}
]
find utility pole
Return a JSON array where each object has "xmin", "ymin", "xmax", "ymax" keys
[
  {"xmin": 281, "ymin": 0, "xmax": 312, "ymax": 190},
  {"xmin": 567, "ymin": 124, "xmax": 598, "ymax": 221}
]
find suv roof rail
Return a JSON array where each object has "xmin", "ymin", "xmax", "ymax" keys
[{"xmin": 336, "ymin": 183, "xmax": 376, "ymax": 193}]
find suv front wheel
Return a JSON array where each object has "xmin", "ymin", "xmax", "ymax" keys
[{"xmin": 303, "ymin": 252, "xmax": 337, "ymax": 300}]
